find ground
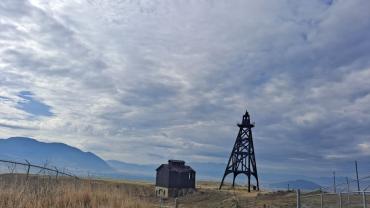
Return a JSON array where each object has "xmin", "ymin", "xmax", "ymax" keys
[
  {"xmin": 3, "ymin": 174, "xmax": 366, "ymax": 208},
  {"xmin": 170, "ymin": 181, "xmax": 296, "ymax": 208}
]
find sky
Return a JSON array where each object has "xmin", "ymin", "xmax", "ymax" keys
[{"xmin": 1, "ymin": 0, "xmax": 370, "ymax": 181}]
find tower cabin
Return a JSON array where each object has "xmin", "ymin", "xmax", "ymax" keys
[{"xmin": 155, "ymin": 160, "xmax": 196, "ymax": 198}]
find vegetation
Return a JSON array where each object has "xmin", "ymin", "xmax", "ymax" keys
[
  {"xmin": 1, "ymin": 174, "xmax": 367, "ymax": 208},
  {"xmin": 0, "ymin": 174, "xmax": 155, "ymax": 208}
]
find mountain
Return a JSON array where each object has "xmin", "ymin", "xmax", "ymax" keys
[
  {"xmin": 269, "ymin": 179, "xmax": 321, "ymax": 190},
  {"xmin": 0, "ymin": 137, "xmax": 227, "ymax": 181},
  {"xmin": 187, "ymin": 162, "xmax": 225, "ymax": 180},
  {"xmin": 0, "ymin": 137, "xmax": 113, "ymax": 174},
  {"xmin": 107, "ymin": 160, "xmax": 156, "ymax": 180},
  {"xmin": 107, "ymin": 160, "xmax": 228, "ymax": 181},
  {"xmin": 0, "ymin": 137, "xmax": 333, "ymax": 186}
]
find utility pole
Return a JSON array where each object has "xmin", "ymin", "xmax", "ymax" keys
[
  {"xmin": 355, "ymin": 160, "xmax": 360, "ymax": 192},
  {"xmin": 333, "ymin": 171, "xmax": 336, "ymax": 193}
]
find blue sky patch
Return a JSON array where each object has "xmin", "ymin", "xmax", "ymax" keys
[{"xmin": 17, "ymin": 91, "xmax": 54, "ymax": 117}]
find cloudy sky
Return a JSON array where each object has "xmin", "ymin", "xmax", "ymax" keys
[{"xmin": 1, "ymin": 0, "xmax": 370, "ymax": 180}]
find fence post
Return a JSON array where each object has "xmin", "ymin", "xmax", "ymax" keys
[
  {"xmin": 175, "ymin": 197, "xmax": 178, "ymax": 208},
  {"xmin": 320, "ymin": 192, "xmax": 324, "ymax": 208},
  {"xmin": 54, "ymin": 167, "xmax": 59, "ymax": 181},
  {"xmin": 363, "ymin": 191, "xmax": 367, "ymax": 208},
  {"xmin": 296, "ymin": 189, "xmax": 301, "ymax": 208},
  {"xmin": 339, "ymin": 192, "xmax": 342, "ymax": 208},
  {"xmin": 346, "ymin": 177, "xmax": 350, "ymax": 205},
  {"xmin": 25, "ymin": 160, "xmax": 31, "ymax": 180}
]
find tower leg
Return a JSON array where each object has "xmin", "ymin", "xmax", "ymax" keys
[
  {"xmin": 232, "ymin": 174, "xmax": 236, "ymax": 187},
  {"xmin": 248, "ymin": 173, "xmax": 251, "ymax": 192},
  {"xmin": 219, "ymin": 173, "xmax": 227, "ymax": 190}
]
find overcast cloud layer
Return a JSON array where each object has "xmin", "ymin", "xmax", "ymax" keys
[{"xmin": 1, "ymin": 0, "xmax": 370, "ymax": 179}]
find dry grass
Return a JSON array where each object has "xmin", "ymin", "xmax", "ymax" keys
[
  {"xmin": 0, "ymin": 174, "xmax": 156, "ymax": 208},
  {"xmin": 4, "ymin": 175, "xmax": 363, "ymax": 208},
  {"xmin": 0, "ymin": 176, "xmax": 274, "ymax": 208}
]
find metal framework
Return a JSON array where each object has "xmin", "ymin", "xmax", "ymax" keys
[{"xmin": 219, "ymin": 109, "xmax": 259, "ymax": 192}]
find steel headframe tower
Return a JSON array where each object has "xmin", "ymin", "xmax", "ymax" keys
[{"xmin": 219, "ymin": 108, "xmax": 259, "ymax": 192}]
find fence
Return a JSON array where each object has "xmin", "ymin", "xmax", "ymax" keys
[
  {"xmin": 296, "ymin": 189, "xmax": 370, "ymax": 208},
  {"xmin": 0, "ymin": 159, "xmax": 78, "ymax": 180}
]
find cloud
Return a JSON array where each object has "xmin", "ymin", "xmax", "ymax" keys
[
  {"xmin": 1, "ymin": 0, "xmax": 370, "ymax": 179},
  {"xmin": 358, "ymin": 143, "xmax": 370, "ymax": 155}
]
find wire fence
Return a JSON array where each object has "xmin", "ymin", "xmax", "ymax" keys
[
  {"xmin": 266, "ymin": 170, "xmax": 370, "ymax": 208},
  {"xmin": 319, "ymin": 175, "xmax": 370, "ymax": 194},
  {"xmin": 0, "ymin": 159, "xmax": 79, "ymax": 180},
  {"xmin": 297, "ymin": 190, "xmax": 370, "ymax": 208},
  {"xmin": 268, "ymin": 176, "xmax": 370, "ymax": 208}
]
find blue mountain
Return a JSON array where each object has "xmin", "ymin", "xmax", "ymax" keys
[
  {"xmin": 269, "ymin": 179, "xmax": 321, "ymax": 190},
  {"xmin": 0, "ymin": 137, "xmax": 332, "ymax": 186},
  {"xmin": 107, "ymin": 160, "xmax": 156, "ymax": 180},
  {"xmin": 107, "ymin": 160, "xmax": 229, "ymax": 181},
  {"xmin": 0, "ymin": 137, "xmax": 113, "ymax": 173}
]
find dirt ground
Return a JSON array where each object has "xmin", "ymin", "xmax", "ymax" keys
[{"xmin": 160, "ymin": 181, "xmax": 297, "ymax": 208}]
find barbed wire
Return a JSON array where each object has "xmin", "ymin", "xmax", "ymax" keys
[{"xmin": 0, "ymin": 159, "xmax": 79, "ymax": 179}]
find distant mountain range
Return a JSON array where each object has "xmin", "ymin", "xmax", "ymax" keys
[
  {"xmin": 0, "ymin": 137, "xmax": 160, "ymax": 180},
  {"xmin": 0, "ymin": 137, "xmax": 113, "ymax": 173},
  {"xmin": 106, "ymin": 160, "xmax": 227, "ymax": 181},
  {"xmin": 0, "ymin": 137, "xmax": 334, "ymax": 189},
  {"xmin": 107, "ymin": 160, "xmax": 156, "ymax": 180},
  {"xmin": 269, "ymin": 179, "xmax": 321, "ymax": 190}
]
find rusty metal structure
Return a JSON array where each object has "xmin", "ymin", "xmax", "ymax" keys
[{"xmin": 219, "ymin": 109, "xmax": 259, "ymax": 192}]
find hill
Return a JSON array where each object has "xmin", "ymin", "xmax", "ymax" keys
[
  {"xmin": 107, "ymin": 160, "xmax": 228, "ymax": 181},
  {"xmin": 0, "ymin": 137, "xmax": 113, "ymax": 173},
  {"xmin": 269, "ymin": 179, "xmax": 321, "ymax": 190}
]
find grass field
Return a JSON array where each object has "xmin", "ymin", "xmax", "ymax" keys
[
  {"xmin": 0, "ymin": 174, "xmax": 155, "ymax": 208},
  {"xmin": 0, "ymin": 174, "xmax": 278, "ymax": 208},
  {"xmin": 3, "ymin": 174, "xmax": 366, "ymax": 208}
]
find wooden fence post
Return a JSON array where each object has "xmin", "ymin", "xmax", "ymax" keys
[
  {"xmin": 320, "ymin": 192, "xmax": 324, "ymax": 208},
  {"xmin": 339, "ymin": 192, "xmax": 342, "ymax": 208},
  {"xmin": 296, "ymin": 189, "xmax": 301, "ymax": 208}
]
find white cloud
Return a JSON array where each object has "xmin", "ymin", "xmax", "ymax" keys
[
  {"xmin": 1, "ymin": 0, "xmax": 370, "ymax": 177},
  {"xmin": 359, "ymin": 143, "xmax": 370, "ymax": 154}
]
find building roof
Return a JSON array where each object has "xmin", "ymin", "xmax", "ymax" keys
[
  {"xmin": 168, "ymin": 159, "xmax": 185, "ymax": 165},
  {"xmin": 156, "ymin": 160, "xmax": 195, "ymax": 173}
]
